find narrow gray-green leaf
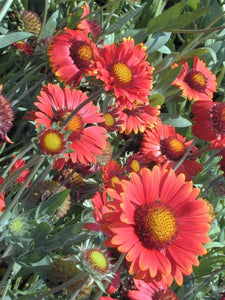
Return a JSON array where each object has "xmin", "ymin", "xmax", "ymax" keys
[
  {"xmin": 0, "ymin": 31, "xmax": 33, "ymax": 48},
  {"xmin": 39, "ymin": 10, "xmax": 59, "ymax": 40},
  {"xmin": 161, "ymin": 113, "xmax": 192, "ymax": 127}
]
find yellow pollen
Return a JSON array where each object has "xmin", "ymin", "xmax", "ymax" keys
[
  {"xmin": 89, "ymin": 250, "xmax": 107, "ymax": 271},
  {"xmin": 66, "ymin": 115, "xmax": 83, "ymax": 133},
  {"xmin": 168, "ymin": 138, "xmax": 185, "ymax": 154},
  {"xmin": 192, "ymin": 73, "xmax": 207, "ymax": 87},
  {"xmin": 77, "ymin": 45, "xmax": 93, "ymax": 62},
  {"xmin": 104, "ymin": 113, "xmax": 115, "ymax": 127},
  {"xmin": 111, "ymin": 176, "xmax": 119, "ymax": 187},
  {"xmin": 113, "ymin": 63, "xmax": 132, "ymax": 84},
  {"xmin": 146, "ymin": 205, "xmax": 177, "ymax": 243},
  {"xmin": 42, "ymin": 132, "xmax": 63, "ymax": 153},
  {"xmin": 130, "ymin": 159, "xmax": 140, "ymax": 172}
]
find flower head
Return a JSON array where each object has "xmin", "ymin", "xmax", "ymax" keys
[
  {"xmin": 10, "ymin": 156, "xmax": 30, "ymax": 185},
  {"xmin": 13, "ymin": 41, "xmax": 34, "ymax": 56},
  {"xmin": 38, "ymin": 128, "xmax": 67, "ymax": 156},
  {"xmin": 104, "ymin": 166, "xmax": 211, "ymax": 286},
  {"xmin": 0, "ymin": 87, "xmax": 14, "ymax": 145},
  {"xmin": 192, "ymin": 101, "xmax": 225, "ymax": 148},
  {"xmin": 126, "ymin": 152, "xmax": 147, "ymax": 173},
  {"xmin": 19, "ymin": 10, "xmax": 41, "ymax": 36},
  {"xmin": 102, "ymin": 159, "xmax": 127, "ymax": 188},
  {"xmin": 48, "ymin": 29, "xmax": 98, "ymax": 86},
  {"xmin": 128, "ymin": 278, "xmax": 178, "ymax": 300},
  {"xmin": 33, "ymin": 83, "xmax": 107, "ymax": 166},
  {"xmin": 77, "ymin": 2, "xmax": 102, "ymax": 42},
  {"xmin": 118, "ymin": 103, "xmax": 160, "ymax": 135},
  {"xmin": 95, "ymin": 37, "xmax": 153, "ymax": 105},
  {"xmin": 141, "ymin": 120, "xmax": 202, "ymax": 180},
  {"xmin": 172, "ymin": 56, "xmax": 217, "ymax": 101}
]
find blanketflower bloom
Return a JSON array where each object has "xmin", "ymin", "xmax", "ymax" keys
[
  {"xmin": 33, "ymin": 83, "xmax": 106, "ymax": 165},
  {"xmin": 126, "ymin": 152, "xmax": 148, "ymax": 173},
  {"xmin": 102, "ymin": 159, "xmax": 127, "ymax": 188},
  {"xmin": 48, "ymin": 28, "xmax": 98, "ymax": 86},
  {"xmin": 128, "ymin": 278, "xmax": 178, "ymax": 300},
  {"xmin": 95, "ymin": 37, "xmax": 153, "ymax": 105},
  {"xmin": 76, "ymin": 2, "xmax": 102, "ymax": 41},
  {"xmin": 118, "ymin": 103, "xmax": 160, "ymax": 135},
  {"xmin": 104, "ymin": 166, "xmax": 211, "ymax": 286},
  {"xmin": 99, "ymin": 105, "xmax": 123, "ymax": 132},
  {"xmin": 10, "ymin": 156, "xmax": 30, "ymax": 185},
  {"xmin": 172, "ymin": 56, "xmax": 217, "ymax": 101},
  {"xmin": 0, "ymin": 85, "xmax": 14, "ymax": 145},
  {"xmin": 141, "ymin": 120, "xmax": 202, "ymax": 181},
  {"xmin": 13, "ymin": 41, "xmax": 34, "ymax": 56},
  {"xmin": 192, "ymin": 101, "xmax": 225, "ymax": 148},
  {"xmin": 0, "ymin": 177, "xmax": 6, "ymax": 212}
]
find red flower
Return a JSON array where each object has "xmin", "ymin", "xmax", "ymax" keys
[
  {"xmin": 126, "ymin": 152, "xmax": 148, "ymax": 173},
  {"xmin": 0, "ymin": 177, "xmax": 5, "ymax": 212},
  {"xmin": 102, "ymin": 159, "xmax": 127, "ymax": 188},
  {"xmin": 10, "ymin": 156, "xmax": 30, "ymax": 185},
  {"xmin": 128, "ymin": 278, "xmax": 178, "ymax": 300},
  {"xmin": 104, "ymin": 166, "xmax": 211, "ymax": 285},
  {"xmin": 33, "ymin": 83, "xmax": 106, "ymax": 166},
  {"xmin": 172, "ymin": 56, "xmax": 217, "ymax": 101},
  {"xmin": 0, "ymin": 86, "xmax": 14, "ymax": 145},
  {"xmin": 141, "ymin": 120, "xmax": 202, "ymax": 180},
  {"xmin": 192, "ymin": 101, "xmax": 225, "ymax": 148},
  {"xmin": 48, "ymin": 29, "xmax": 98, "ymax": 86},
  {"xmin": 99, "ymin": 105, "xmax": 123, "ymax": 132},
  {"xmin": 118, "ymin": 103, "xmax": 160, "ymax": 135},
  {"xmin": 13, "ymin": 41, "xmax": 34, "ymax": 56},
  {"xmin": 77, "ymin": 2, "xmax": 102, "ymax": 41},
  {"xmin": 95, "ymin": 37, "xmax": 153, "ymax": 105}
]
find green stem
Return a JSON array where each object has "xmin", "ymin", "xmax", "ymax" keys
[
  {"xmin": 0, "ymin": 261, "xmax": 14, "ymax": 291},
  {"xmin": 173, "ymin": 138, "xmax": 197, "ymax": 172},
  {"xmin": 33, "ymin": 271, "xmax": 88, "ymax": 300},
  {"xmin": 62, "ymin": 88, "xmax": 104, "ymax": 127},
  {"xmin": 6, "ymin": 62, "xmax": 45, "ymax": 100},
  {"xmin": 37, "ymin": 0, "xmax": 48, "ymax": 43},
  {"xmin": 93, "ymin": 253, "xmax": 126, "ymax": 300},
  {"xmin": 165, "ymin": 24, "xmax": 225, "ymax": 34},
  {"xmin": 0, "ymin": 0, "xmax": 14, "ymax": 22},
  {"xmin": 0, "ymin": 155, "xmax": 45, "ymax": 222},
  {"xmin": 69, "ymin": 275, "xmax": 90, "ymax": 300},
  {"xmin": 176, "ymin": 11, "xmax": 225, "ymax": 60}
]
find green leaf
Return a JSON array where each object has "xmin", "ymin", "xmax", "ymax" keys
[
  {"xmin": 37, "ymin": 189, "xmax": 70, "ymax": 217},
  {"xmin": 146, "ymin": 32, "xmax": 171, "ymax": 54},
  {"xmin": 146, "ymin": 2, "xmax": 185, "ymax": 34},
  {"xmin": 104, "ymin": 6, "xmax": 144, "ymax": 35},
  {"xmin": 32, "ymin": 222, "xmax": 52, "ymax": 244},
  {"xmin": 0, "ymin": 32, "xmax": 33, "ymax": 48},
  {"xmin": 149, "ymin": 94, "xmax": 165, "ymax": 107},
  {"xmin": 153, "ymin": 53, "xmax": 178, "ymax": 73},
  {"xmin": 161, "ymin": 113, "xmax": 192, "ymax": 127},
  {"xmin": 154, "ymin": 65, "xmax": 182, "ymax": 94},
  {"xmin": 39, "ymin": 10, "xmax": 59, "ymax": 40},
  {"xmin": 181, "ymin": 47, "xmax": 209, "ymax": 60}
]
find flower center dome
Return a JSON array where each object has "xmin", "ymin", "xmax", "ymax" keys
[
  {"xmin": 112, "ymin": 62, "xmax": 132, "ymax": 85},
  {"xmin": 70, "ymin": 40, "xmax": 93, "ymax": 69},
  {"xmin": 160, "ymin": 137, "xmax": 186, "ymax": 161},
  {"xmin": 184, "ymin": 70, "xmax": 207, "ymax": 93}
]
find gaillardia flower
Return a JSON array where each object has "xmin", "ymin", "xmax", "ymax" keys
[
  {"xmin": 48, "ymin": 29, "xmax": 98, "ymax": 86},
  {"xmin": 141, "ymin": 120, "xmax": 202, "ymax": 181},
  {"xmin": 118, "ymin": 103, "xmax": 160, "ymax": 135},
  {"xmin": 172, "ymin": 56, "xmax": 217, "ymax": 101},
  {"xmin": 128, "ymin": 278, "xmax": 178, "ymax": 300},
  {"xmin": 34, "ymin": 83, "xmax": 106, "ymax": 165},
  {"xmin": 0, "ymin": 177, "xmax": 5, "ymax": 212},
  {"xmin": 95, "ymin": 37, "xmax": 153, "ymax": 105},
  {"xmin": 0, "ymin": 86, "xmax": 14, "ymax": 145},
  {"xmin": 104, "ymin": 166, "xmax": 211, "ymax": 286},
  {"xmin": 192, "ymin": 100, "xmax": 225, "ymax": 148}
]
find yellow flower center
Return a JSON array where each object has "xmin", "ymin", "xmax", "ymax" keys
[
  {"xmin": 160, "ymin": 137, "xmax": 186, "ymax": 161},
  {"xmin": 104, "ymin": 113, "xmax": 115, "ymax": 127},
  {"xmin": 130, "ymin": 159, "xmax": 140, "ymax": 172},
  {"xmin": 112, "ymin": 62, "xmax": 132, "ymax": 84},
  {"xmin": 77, "ymin": 44, "xmax": 93, "ymax": 62},
  {"xmin": 111, "ymin": 176, "xmax": 120, "ymax": 187},
  {"xmin": 134, "ymin": 202, "xmax": 178, "ymax": 250},
  {"xmin": 66, "ymin": 114, "xmax": 83, "ymax": 134},
  {"xmin": 39, "ymin": 129, "xmax": 65, "ymax": 155},
  {"xmin": 84, "ymin": 249, "xmax": 108, "ymax": 273}
]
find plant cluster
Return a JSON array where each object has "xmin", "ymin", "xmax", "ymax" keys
[{"xmin": 0, "ymin": 0, "xmax": 225, "ymax": 299}]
